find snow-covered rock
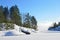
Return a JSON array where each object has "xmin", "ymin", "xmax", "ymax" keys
[
  {"xmin": 14, "ymin": 24, "xmax": 20, "ymax": 32},
  {"xmin": 20, "ymin": 27, "xmax": 36, "ymax": 34}
]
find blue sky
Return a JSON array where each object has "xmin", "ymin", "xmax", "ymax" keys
[{"xmin": 0, "ymin": 0, "xmax": 60, "ymax": 25}]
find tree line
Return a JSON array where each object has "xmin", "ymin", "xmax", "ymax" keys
[
  {"xmin": 0, "ymin": 5, "xmax": 37, "ymax": 30},
  {"xmin": 48, "ymin": 22, "xmax": 60, "ymax": 31}
]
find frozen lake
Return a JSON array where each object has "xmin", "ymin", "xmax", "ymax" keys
[{"xmin": 0, "ymin": 31, "xmax": 60, "ymax": 40}]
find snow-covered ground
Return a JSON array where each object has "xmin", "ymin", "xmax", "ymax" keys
[
  {"xmin": 0, "ymin": 31, "xmax": 60, "ymax": 40},
  {"xmin": 0, "ymin": 24, "xmax": 34, "ymax": 36},
  {"xmin": 0, "ymin": 24, "xmax": 60, "ymax": 40}
]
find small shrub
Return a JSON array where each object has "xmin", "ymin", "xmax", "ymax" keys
[{"xmin": 5, "ymin": 23, "xmax": 14, "ymax": 30}]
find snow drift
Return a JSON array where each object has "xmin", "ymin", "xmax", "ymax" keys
[{"xmin": 0, "ymin": 24, "xmax": 36, "ymax": 36}]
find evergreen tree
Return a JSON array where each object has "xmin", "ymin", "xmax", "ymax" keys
[
  {"xmin": 0, "ymin": 5, "xmax": 38, "ymax": 30},
  {"xmin": 0, "ymin": 6, "xmax": 5, "ymax": 23},
  {"xmin": 58, "ymin": 22, "xmax": 60, "ymax": 26},
  {"xmin": 10, "ymin": 5, "xmax": 22, "ymax": 26},
  {"xmin": 31, "ymin": 16, "xmax": 37, "ymax": 30},
  {"xmin": 53, "ymin": 22, "xmax": 57, "ymax": 28},
  {"xmin": 49, "ymin": 22, "xmax": 58, "ymax": 29},
  {"xmin": 23, "ymin": 13, "xmax": 31, "ymax": 28},
  {"xmin": 4, "ymin": 7, "xmax": 9, "ymax": 22}
]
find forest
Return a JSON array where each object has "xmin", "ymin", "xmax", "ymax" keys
[{"xmin": 0, "ymin": 5, "xmax": 37, "ymax": 30}]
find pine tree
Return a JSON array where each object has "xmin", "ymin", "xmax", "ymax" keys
[
  {"xmin": 53, "ymin": 22, "xmax": 57, "ymax": 28},
  {"xmin": 4, "ymin": 7, "xmax": 10, "ymax": 23},
  {"xmin": 10, "ymin": 5, "xmax": 22, "ymax": 26},
  {"xmin": 31, "ymin": 16, "xmax": 37, "ymax": 30},
  {"xmin": 0, "ymin": 6, "xmax": 5, "ymax": 23},
  {"xmin": 58, "ymin": 22, "xmax": 60, "ymax": 26},
  {"xmin": 23, "ymin": 13, "xmax": 31, "ymax": 28}
]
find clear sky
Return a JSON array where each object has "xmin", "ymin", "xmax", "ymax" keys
[{"xmin": 0, "ymin": 0, "xmax": 60, "ymax": 27}]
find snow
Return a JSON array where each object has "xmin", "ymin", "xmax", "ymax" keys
[
  {"xmin": 14, "ymin": 24, "xmax": 36, "ymax": 34},
  {"xmin": 20, "ymin": 27, "xmax": 36, "ymax": 33},
  {"xmin": 0, "ymin": 24, "xmax": 36, "ymax": 36},
  {"xmin": 1, "ymin": 24, "xmax": 60, "ymax": 40},
  {"xmin": 14, "ymin": 24, "xmax": 20, "ymax": 32},
  {"xmin": 0, "ymin": 31, "xmax": 60, "ymax": 40},
  {"xmin": 0, "ymin": 30, "xmax": 25, "ymax": 36},
  {"xmin": 0, "ymin": 24, "xmax": 24, "ymax": 36}
]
